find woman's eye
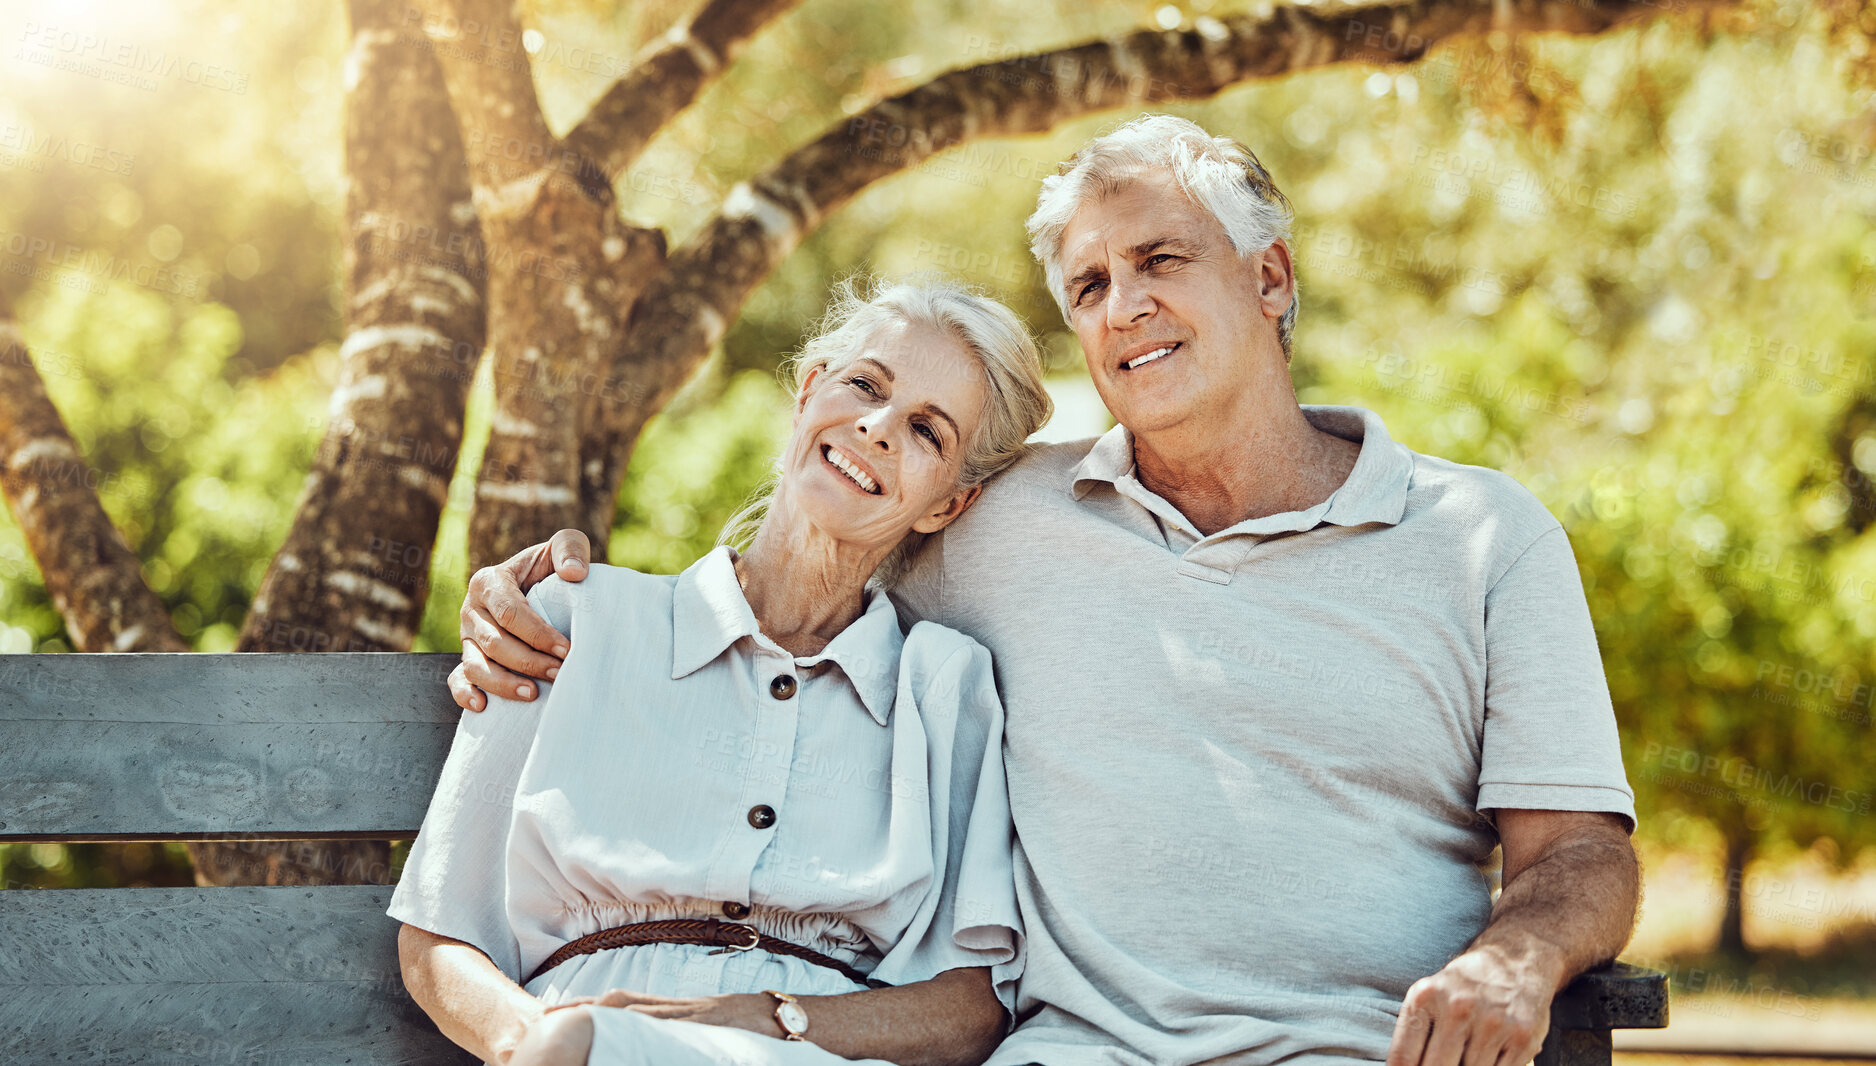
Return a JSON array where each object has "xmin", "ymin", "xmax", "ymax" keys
[
  {"xmin": 849, "ymin": 375, "xmax": 877, "ymax": 395},
  {"xmin": 916, "ymin": 422, "xmax": 940, "ymax": 446}
]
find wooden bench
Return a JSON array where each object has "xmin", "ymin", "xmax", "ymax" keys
[{"xmin": 0, "ymin": 652, "xmax": 1668, "ymax": 1065}]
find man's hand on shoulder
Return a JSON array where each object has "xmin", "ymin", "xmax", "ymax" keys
[{"xmin": 450, "ymin": 529, "xmax": 592, "ymax": 712}]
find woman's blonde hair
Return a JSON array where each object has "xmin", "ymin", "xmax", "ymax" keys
[{"xmin": 719, "ymin": 274, "xmax": 1054, "ymax": 586}]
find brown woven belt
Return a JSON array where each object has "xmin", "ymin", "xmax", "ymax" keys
[{"xmin": 524, "ymin": 917, "xmax": 887, "ymax": 988}]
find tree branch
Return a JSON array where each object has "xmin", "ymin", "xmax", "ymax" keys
[
  {"xmin": 0, "ymin": 290, "xmax": 187, "ymax": 654},
  {"xmin": 415, "ymin": 0, "xmax": 570, "ymax": 211},
  {"xmin": 597, "ymin": 0, "xmax": 1733, "ymax": 472},
  {"xmin": 561, "ymin": 0, "xmax": 805, "ymax": 184}
]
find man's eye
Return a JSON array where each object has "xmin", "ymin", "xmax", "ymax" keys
[
  {"xmin": 1076, "ymin": 279, "xmax": 1105, "ymax": 305},
  {"xmin": 849, "ymin": 375, "xmax": 877, "ymax": 394},
  {"xmin": 1145, "ymin": 254, "xmax": 1176, "ymax": 268}
]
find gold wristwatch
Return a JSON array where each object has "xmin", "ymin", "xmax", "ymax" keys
[{"xmin": 763, "ymin": 989, "xmax": 809, "ymax": 1041}]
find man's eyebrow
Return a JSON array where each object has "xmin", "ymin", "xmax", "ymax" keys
[
  {"xmin": 1064, "ymin": 263, "xmax": 1106, "ymax": 296},
  {"xmin": 1063, "ymin": 236, "xmax": 1204, "ymax": 298},
  {"xmin": 1129, "ymin": 236, "xmax": 1203, "ymax": 258},
  {"xmin": 853, "ymin": 356, "xmax": 895, "ymax": 382}
]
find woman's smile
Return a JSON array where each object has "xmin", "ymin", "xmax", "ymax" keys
[{"xmin": 820, "ymin": 442, "xmax": 882, "ymax": 495}]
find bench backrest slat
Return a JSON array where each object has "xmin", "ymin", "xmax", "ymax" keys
[{"xmin": 0, "ymin": 653, "xmax": 462, "ymax": 841}]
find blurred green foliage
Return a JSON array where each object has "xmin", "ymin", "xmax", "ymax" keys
[
  {"xmin": 0, "ymin": 281, "xmax": 329, "ymax": 653},
  {"xmin": 1, "ymin": 0, "xmax": 1873, "ymax": 939}
]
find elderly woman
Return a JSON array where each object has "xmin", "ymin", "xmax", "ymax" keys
[{"xmin": 388, "ymin": 277, "xmax": 1053, "ymax": 1066}]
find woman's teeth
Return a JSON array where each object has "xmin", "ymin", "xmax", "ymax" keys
[
  {"xmin": 1124, "ymin": 345, "xmax": 1174, "ymax": 370},
  {"xmin": 823, "ymin": 445, "xmax": 879, "ymax": 493}
]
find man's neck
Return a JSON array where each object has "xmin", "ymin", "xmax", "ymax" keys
[{"xmin": 1130, "ymin": 396, "xmax": 1362, "ymax": 538}]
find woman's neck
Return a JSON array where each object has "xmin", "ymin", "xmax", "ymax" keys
[{"xmin": 734, "ymin": 513, "xmax": 885, "ymax": 657}]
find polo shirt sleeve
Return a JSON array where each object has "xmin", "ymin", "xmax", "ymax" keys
[
  {"xmin": 385, "ymin": 578, "xmax": 574, "ymax": 982},
  {"xmin": 1476, "ymin": 525, "xmax": 1637, "ymax": 833},
  {"xmin": 867, "ymin": 636, "xmax": 1026, "ymax": 1023}
]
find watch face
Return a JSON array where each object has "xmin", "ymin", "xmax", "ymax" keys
[{"xmin": 777, "ymin": 1001, "xmax": 809, "ymax": 1033}]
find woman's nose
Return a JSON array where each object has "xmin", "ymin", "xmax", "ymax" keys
[{"xmin": 856, "ymin": 409, "xmax": 892, "ymax": 448}]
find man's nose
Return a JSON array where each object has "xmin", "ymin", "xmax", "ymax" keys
[{"xmin": 1106, "ymin": 272, "xmax": 1155, "ymax": 328}]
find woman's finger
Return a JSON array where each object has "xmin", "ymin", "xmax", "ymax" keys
[
  {"xmin": 590, "ymin": 989, "xmax": 687, "ymax": 1009},
  {"xmin": 623, "ymin": 1003, "xmax": 701, "ymax": 1020}
]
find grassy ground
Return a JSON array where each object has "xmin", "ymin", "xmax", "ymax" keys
[
  {"xmin": 1628, "ymin": 840, "xmax": 1876, "ymax": 998},
  {"xmin": 1613, "ymin": 1050, "xmax": 1876, "ymax": 1058},
  {"xmin": 1616, "ymin": 841, "xmax": 1876, "ymax": 1061}
]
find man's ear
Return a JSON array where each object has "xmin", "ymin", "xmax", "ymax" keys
[
  {"xmin": 1256, "ymin": 238, "xmax": 1295, "ymax": 322},
  {"xmin": 912, "ymin": 482, "xmax": 983, "ymax": 535}
]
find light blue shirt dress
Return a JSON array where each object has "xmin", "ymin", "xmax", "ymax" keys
[{"xmin": 387, "ymin": 546, "xmax": 1024, "ymax": 1064}]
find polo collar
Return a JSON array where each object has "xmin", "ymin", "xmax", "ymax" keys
[
  {"xmin": 1070, "ymin": 404, "xmax": 1413, "ymax": 531},
  {"xmin": 670, "ymin": 545, "xmax": 902, "ymax": 725}
]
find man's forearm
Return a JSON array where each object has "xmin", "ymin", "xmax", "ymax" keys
[
  {"xmin": 399, "ymin": 925, "xmax": 544, "ymax": 1064},
  {"xmin": 796, "ymin": 967, "xmax": 1007, "ymax": 1066},
  {"xmin": 1470, "ymin": 822, "xmax": 1640, "ymax": 992}
]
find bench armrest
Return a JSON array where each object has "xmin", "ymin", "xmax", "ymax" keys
[
  {"xmin": 1534, "ymin": 961, "xmax": 1669, "ymax": 1066},
  {"xmin": 1551, "ymin": 960, "xmax": 1669, "ymax": 1030}
]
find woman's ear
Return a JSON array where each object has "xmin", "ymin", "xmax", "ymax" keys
[
  {"xmin": 793, "ymin": 365, "xmax": 825, "ymax": 423},
  {"xmin": 912, "ymin": 482, "xmax": 983, "ymax": 535}
]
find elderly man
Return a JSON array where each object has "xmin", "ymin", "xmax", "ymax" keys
[{"xmin": 446, "ymin": 114, "xmax": 1639, "ymax": 1066}]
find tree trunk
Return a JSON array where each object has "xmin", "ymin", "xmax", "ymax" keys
[
  {"xmin": 1717, "ymin": 826, "xmax": 1751, "ymax": 958},
  {"xmin": 416, "ymin": 0, "xmax": 668, "ymax": 570},
  {"xmin": 238, "ymin": 0, "xmax": 487, "ymax": 657},
  {"xmin": 200, "ymin": 0, "xmax": 494, "ymax": 887}
]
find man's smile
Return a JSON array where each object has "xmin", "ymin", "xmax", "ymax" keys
[{"xmin": 1122, "ymin": 341, "xmax": 1181, "ymax": 371}]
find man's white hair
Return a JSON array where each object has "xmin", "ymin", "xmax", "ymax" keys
[{"xmin": 1025, "ymin": 113, "xmax": 1299, "ymax": 362}]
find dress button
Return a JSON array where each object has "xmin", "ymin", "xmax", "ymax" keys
[
  {"xmin": 747, "ymin": 804, "xmax": 777, "ymax": 829},
  {"xmin": 769, "ymin": 675, "xmax": 797, "ymax": 700},
  {"xmin": 722, "ymin": 900, "xmax": 751, "ymax": 919}
]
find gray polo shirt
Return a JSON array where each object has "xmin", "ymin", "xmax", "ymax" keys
[{"xmin": 890, "ymin": 404, "xmax": 1635, "ymax": 1066}]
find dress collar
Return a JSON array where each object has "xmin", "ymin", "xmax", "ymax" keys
[
  {"xmin": 1069, "ymin": 404, "xmax": 1413, "ymax": 531},
  {"xmin": 670, "ymin": 545, "xmax": 903, "ymax": 725}
]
